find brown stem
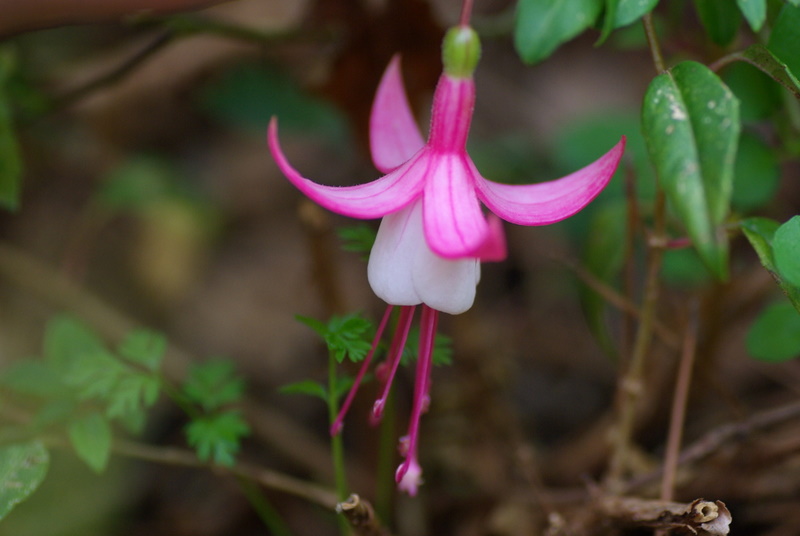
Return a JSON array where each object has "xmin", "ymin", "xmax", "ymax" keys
[
  {"xmin": 660, "ymin": 301, "xmax": 699, "ymax": 502},
  {"xmin": 605, "ymin": 190, "xmax": 667, "ymax": 491},
  {"xmin": 112, "ymin": 438, "xmax": 340, "ymax": 509},
  {"xmin": 643, "ymin": 13, "xmax": 666, "ymax": 73}
]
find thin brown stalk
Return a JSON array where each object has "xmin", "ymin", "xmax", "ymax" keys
[
  {"xmin": 660, "ymin": 301, "xmax": 699, "ymax": 502},
  {"xmin": 556, "ymin": 256, "xmax": 678, "ymax": 350},
  {"xmin": 605, "ymin": 190, "xmax": 667, "ymax": 491},
  {"xmin": 112, "ymin": 438, "xmax": 340, "ymax": 509}
]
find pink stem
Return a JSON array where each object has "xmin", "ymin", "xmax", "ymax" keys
[
  {"xmin": 459, "ymin": 0, "xmax": 474, "ymax": 26},
  {"xmin": 330, "ymin": 305, "xmax": 394, "ymax": 436},
  {"xmin": 371, "ymin": 305, "xmax": 416, "ymax": 424}
]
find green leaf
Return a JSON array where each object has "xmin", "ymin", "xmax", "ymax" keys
[
  {"xmin": 185, "ymin": 411, "xmax": 250, "ymax": 466},
  {"xmin": 642, "ymin": 61, "xmax": 740, "ymax": 278},
  {"xmin": 0, "ymin": 48, "xmax": 21, "ymax": 211},
  {"xmin": 693, "ymin": 0, "xmax": 741, "ymax": 46},
  {"xmin": 62, "ymin": 350, "xmax": 125, "ymax": 401},
  {"xmin": 400, "ymin": 328, "xmax": 453, "ymax": 367},
  {"xmin": 773, "ymin": 216, "xmax": 800, "ymax": 287},
  {"xmin": 740, "ymin": 217, "xmax": 800, "ymax": 311},
  {"xmin": 732, "ymin": 132, "xmax": 780, "ymax": 213},
  {"xmin": 722, "ymin": 61, "xmax": 782, "ymax": 122},
  {"xmin": 597, "ymin": 0, "xmax": 620, "ymax": 44},
  {"xmin": 295, "ymin": 315, "xmax": 328, "ymax": 339},
  {"xmin": 514, "ymin": 0, "xmax": 603, "ymax": 64},
  {"xmin": 613, "ymin": 0, "xmax": 659, "ymax": 28},
  {"xmin": 337, "ymin": 224, "xmax": 376, "ymax": 259},
  {"xmin": 279, "ymin": 379, "xmax": 327, "ymax": 401},
  {"xmin": 0, "ymin": 441, "xmax": 49, "ymax": 521},
  {"xmin": 740, "ymin": 44, "xmax": 800, "ymax": 100},
  {"xmin": 741, "ymin": 217, "xmax": 780, "ymax": 269},
  {"xmin": 1, "ymin": 360, "xmax": 69, "ymax": 397},
  {"xmin": 767, "ymin": 5, "xmax": 800, "ymax": 82},
  {"xmin": 105, "ymin": 374, "xmax": 160, "ymax": 419},
  {"xmin": 117, "ymin": 329, "xmax": 166, "ymax": 372},
  {"xmin": 68, "ymin": 412, "xmax": 112, "ymax": 473},
  {"xmin": 299, "ymin": 313, "xmax": 374, "ymax": 364},
  {"xmin": 736, "ymin": 0, "xmax": 767, "ymax": 32},
  {"xmin": 198, "ymin": 62, "xmax": 351, "ymax": 146},
  {"xmin": 44, "ymin": 315, "xmax": 107, "ymax": 372},
  {"xmin": 182, "ymin": 360, "xmax": 245, "ymax": 411},
  {"xmin": 746, "ymin": 301, "xmax": 800, "ymax": 362}
]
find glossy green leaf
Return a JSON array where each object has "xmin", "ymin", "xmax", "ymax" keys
[
  {"xmin": 773, "ymin": 216, "xmax": 800, "ymax": 287},
  {"xmin": 693, "ymin": 0, "xmax": 742, "ymax": 46},
  {"xmin": 736, "ymin": 0, "xmax": 766, "ymax": 32},
  {"xmin": 68, "ymin": 412, "xmax": 112, "ymax": 473},
  {"xmin": 746, "ymin": 301, "xmax": 800, "ymax": 362},
  {"xmin": 613, "ymin": 0, "xmax": 659, "ymax": 27},
  {"xmin": 740, "ymin": 44, "xmax": 800, "ymax": 100},
  {"xmin": 740, "ymin": 217, "xmax": 800, "ymax": 312},
  {"xmin": 597, "ymin": 0, "xmax": 620, "ymax": 44},
  {"xmin": 514, "ymin": 0, "xmax": 603, "ymax": 64},
  {"xmin": 732, "ymin": 132, "xmax": 780, "ymax": 213},
  {"xmin": 0, "ymin": 442, "xmax": 49, "ymax": 521},
  {"xmin": 741, "ymin": 217, "xmax": 780, "ymax": 270},
  {"xmin": 767, "ymin": 5, "xmax": 800, "ymax": 82},
  {"xmin": 0, "ymin": 48, "xmax": 21, "ymax": 211},
  {"xmin": 642, "ymin": 61, "xmax": 740, "ymax": 278}
]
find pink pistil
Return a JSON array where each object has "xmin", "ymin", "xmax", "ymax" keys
[
  {"xmin": 330, "ymin": 305, "xmax": 394, "ymax": 436},
  {"xmin": 370, "ymin": 305, "xmax": 416, "ymax": 424},
  {"xmin": 395, "ymin": 305, "xmax": 438, "ymax": 495}
]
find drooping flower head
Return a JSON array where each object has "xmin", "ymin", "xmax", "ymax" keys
[{"xmin": 268, "ymin": 24, "xmax": 625, "ymax": 496}]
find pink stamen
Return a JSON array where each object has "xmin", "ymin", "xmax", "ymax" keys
[
  {"xmin": 370, "ymin": 305, "xmax": 417, "ymax": 424},
  {"xmin": 330, "ymin": 305, "xmax": 394, "ymax": 436},
  {"xmin": 396, "ymin": 305, "xmax": 438, "ymax": 487}
]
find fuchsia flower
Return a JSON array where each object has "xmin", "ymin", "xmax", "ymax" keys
[{"xmin": 268, "ymin": 26, "xmax": 625, "ymax": 496}]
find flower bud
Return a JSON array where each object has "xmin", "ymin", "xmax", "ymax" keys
[{"xmin": 442, "ymin": 25, "xmax": 481, "ymax": 78}]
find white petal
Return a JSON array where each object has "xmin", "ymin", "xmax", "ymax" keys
[
  {"xmin": 368, "ymin": 201, "xmax": 479, "ymax": 314},
  {"xmin": 368, "ymin": 204, "xmax": 423, "ymax": 306}
]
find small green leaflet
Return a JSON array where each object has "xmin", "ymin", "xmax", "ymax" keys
[
  {"xmin": 182, "ymin": 359, "xmax": 246, "ymax": 412},
  {"xmin": 280, "ymin": 375, "xmax": 359, "ymax": 403},
  {"xmin": 296, "ymin": 313, "xmax": 373, "ymax": 364},
  {"xmin": 0, "ymin": 442, "xmax": 49, "ymax": 521},
  {"xmin": 642, "ymin": 61, "xmax": 740, "ymax": 279},
  {"xmin": 185, "ymin": 411, "xmax": 250, "ymax": 466},
  {"xmin": 117, "ymin": 329, "xmax": 167, "ymax": 372},
  {"xmin": 68, "ymin": 412, "xmax": 112, "ymax": 473}
]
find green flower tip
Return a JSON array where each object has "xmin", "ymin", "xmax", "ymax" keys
[{"xmin": 442, "ymin": 25, "xmax": 481, "ymax": 78}]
